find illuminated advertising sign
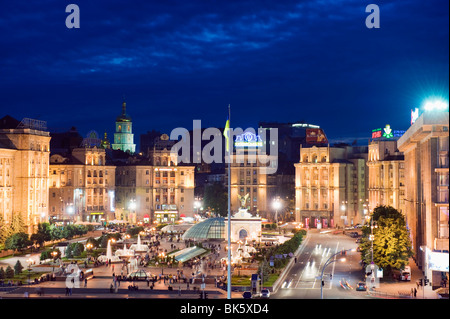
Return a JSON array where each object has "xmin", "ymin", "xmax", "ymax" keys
[
  {"xmin": 306, "ymin": 128, "xmax": 328, "ymax": 144},
  {"xmin": 372, "ymin": 125, "xmax": 405, "ymax": 140},
  {"xmin": 234, "ymin": 132, "xmax": 263, "ymax": 148},
  {"xmin": 427, "ymin": 250, "xmax": 449, "ymax": 272},
  {"xmin": 411, "ymin": 108, "xmax": 419, "ymax": 125},
  {"xmin": 372, "ymin": 129, "xmax": 382, "ymax": 139}
]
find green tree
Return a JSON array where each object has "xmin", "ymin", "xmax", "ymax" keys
[
  {"xmin": 66, "ymin": 242, "xmax": 84, "ymax": 258},
  {"xmin": 10, "ymin": 214, "xmax": 26, "ymax": 234},
  {"xmin": 0, "ymin": 216, "xmax": 13, "ymax": 245},
  {"xmin": 4, "ymin": 232, "xmax": 31, "ymax": 254},
  {"xmin": 14, "ymin": 260, "xmax": 23, "ymax": 275},
  {"xmin": 359, "ymin": 205, "xmax": 413, "ymax": 274},
  {"xmin": 203, "ymin": 182, "xmax": 228, "ymax": 217},
  {"xmin": 5, "ymin": 265, "xmax": 14, "ymax": 279},
  {"xmin": 49, "ymin": 225, "xmax": 63, "ymax": 241},
  {"xmin": 0, "ymin": 267, "xmax": 5, "ymax": 280}
]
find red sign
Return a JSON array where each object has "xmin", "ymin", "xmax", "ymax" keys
[
  {"xmin": 372, "ymin": 130, "xmax": 382, "ymax": 139},
  {"xmin": 306, "ymin": 128, "xmax": 328, "ymax": 144}
]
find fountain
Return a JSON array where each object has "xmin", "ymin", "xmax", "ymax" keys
[
  {"xmin": 115, "ymin": 243, "xmax": 135, "ymax": 258},
  {"xmin": 129, "ymin": 234, "xmax": 149, "ymax": 253},
  {"xmin": 127, "ymin": 256, "xmax": 139, "ymax": 273},
  {"xmin": 98, "ymin": 240, "xmax": 121, "ymax": 263}
]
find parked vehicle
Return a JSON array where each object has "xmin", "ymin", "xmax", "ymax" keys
[
  {"xmin": 242, "ymin": 291, "xmax": 252, "ymax": 299},
  {"xmin": 400, "ymin": 266, "xmax": 411, "ymax": 281},
  {"xmin": 260, "ymin": 288, "xmax": 270, "ymax": 298}
]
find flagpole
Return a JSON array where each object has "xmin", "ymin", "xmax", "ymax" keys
[{"xmin": 227, "ymin": 104, "xmax": 232, "ymax": 299}]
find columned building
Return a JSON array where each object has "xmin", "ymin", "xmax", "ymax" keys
[
  {"xmin": 0, "ymin": 116, "xmax": 51, "ymax": 234},
  {"xmin": 295, "ymin": 145, "xmax": 368, "ymax": 228},
  {"xmin": 367, "ymin": 140, "xmax": 405, "ymax": 214},
  {"xmin": 115, "ymin": 134, "xmax": 195, "ymax": 224},
  {"xmin": 112, "ymin": 101, "xmax": 136, "ymax": 153},
  {"xmin": 49, "ymin": 146, "xmax": 116, "ymax": 224},
  {"xmin": 228, "ymin": 149, "xmax": 278, "ymax": 219},
  {"xmin": 397, "ymin": 109, "xmax": 449, "ymax": 288}
]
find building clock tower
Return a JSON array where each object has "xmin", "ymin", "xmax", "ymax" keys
[{"xmin": 112, "ymin": 100, "xmax": 136, "ymax": 153}]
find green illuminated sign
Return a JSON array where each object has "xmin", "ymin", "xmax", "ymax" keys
[{"xmin": 382, "ymin": 124, "xmax": 393, "ymax": 139}]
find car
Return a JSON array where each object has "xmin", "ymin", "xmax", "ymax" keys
[
  {"xmin": 242, "ymin": 291, "xmax": 252, "ymax": 299},
  {"xmin": 356, "ymin": 282, "xmax": 367, "ymax": 291},
  {"xmin": 260, "ymin": 288, "xmax": 270, "ymax": 298}
]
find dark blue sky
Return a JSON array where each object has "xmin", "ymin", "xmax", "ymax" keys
[{"xmin": 1, "ymin": 0, "xmax": 448, "ymax": 150}]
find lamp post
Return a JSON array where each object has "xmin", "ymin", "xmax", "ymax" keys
[
  {"xmin": 86, "ymin": 243, "xmax": 94, "ymax": 261},
  {"xmin": 129, "ymin": 199, "xmax": 136, "ymax": 224},
  {"xmin": 51, "ymin": 250, "xmax": 58, "ymax": 273},
  {"xmin": 272, "ymin": 199, "xmax": 282, "ymax": 233},
  {"xmin": 26, "ymin": 258, "xmax": 33, "ymax": 286},
  {"xmin": 320, "ymin": 248, "xmax": 355, "ymax": 299},
  {"xmin": 159, "ymin": 252, "xmax": 166, "ymax": 275}
]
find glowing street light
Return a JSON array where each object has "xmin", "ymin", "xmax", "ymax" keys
[{"xmin": 272, "ymin": 199, "xmax": 282, "ymax": 233}]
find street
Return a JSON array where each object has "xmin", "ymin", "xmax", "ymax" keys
[{"xmin": 273, "ymin": 229, "xmax": 371, "ymax": 299}]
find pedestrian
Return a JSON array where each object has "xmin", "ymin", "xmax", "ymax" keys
[
  {"xmin": 85, "ymin": 278, "xmax": 88, "ymax": 287},
  {"xmin": 414, "ymin": 288, "xmax": 417, "ymax": 297}
]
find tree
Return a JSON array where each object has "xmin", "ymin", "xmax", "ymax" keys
[
  {"xmin": 14, "ymin": 260, "xmax": 23, "ymax": 275},
  {"xmin": 203, "ymin": 182, "xmax": 228, "ymax": 217},
  {"xmin": 359, "ymin": 205, "xmax": 413, "ymax": 274},
  {"xmin": 5, "ymin": 265, "xmax": 14, "ymax": 279},
  {"xmin": 0, "ymin": 267, "xmax": 5, "ymax": 280},
  {"xmin": 4, "ymin": 232, "xmax": 31, "ymax": 254},
  {"xmin": 10, "ymin": 214, "xmax": 26, "ymax": 234},
  {"xmin": 66, "ymin": 242, "xmax": 84, "ymax": 258},
  {"xmin": 0, "ymin": 216, "xmax": 12, "ymax": 246}
]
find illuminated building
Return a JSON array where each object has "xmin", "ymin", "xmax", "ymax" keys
[
  {"xmin": 294, "ymin": 145, "xmax": 368, "ymax": 228},
  {"xmin": 397, "ymin": 107, "xmax": 449, "ymax": 288},
  {"xmin": 227, "ymin": 131, "xmax": 278, "ymax": 218},
  {"xmin": 0, "ymin": 115, "xmax": 50, "ymax": 234},
  {"xmin": 49, "ymin": 145, "xmax": 116, "ymax": 224},
  {"xmin": 115, "ymin": 134, "xmax": 195, "ymax": 224},
  {"xmin": 367, "ymin": 137, "xmax": 405, "ymax": 215},
  {"xmin": 112, "ymin": 100, "xmax": 136, "ymax": 153}
]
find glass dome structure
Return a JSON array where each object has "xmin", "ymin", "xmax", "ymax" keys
[{"xmin": 182, "ymin": 217, "xmax": 225, "ymax": 240}]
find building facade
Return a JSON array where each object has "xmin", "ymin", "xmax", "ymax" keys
[
  {"xmin": 397, "ymin": 110, "xmax": 449, "ymax": 288},
  {"xmin": 295, "ymin": 145, "xmax": 368, "ymax": 228},
  {"xmin": 0, "ymin": 116, "xmax": 50, "ymax": 234},
  {"xmin": 228, "ymin": 149, "xmax": 278, "ymax": 218},
  {"xmin": 115, "ymin": 134, "xmax": 195, "ymax": 224},
  {"xmin": 367, "ymin": 139, "xmax": 405, "ymax": 214},
  {"xmin": 49, "ymin": 146, "xmax": 116, "ymax": 224}
]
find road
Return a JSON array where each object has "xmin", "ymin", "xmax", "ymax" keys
[{"xmin": 273, "ymin": 229, "xmax": 373, "ymax": 299}]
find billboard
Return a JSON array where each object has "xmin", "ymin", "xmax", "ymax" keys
[
  {"xmin": 427, "ymin": 250, "xmax": 449, "ymax": 272},
  {"xmin": 306, "ymin": 128, "xmax": 328, "ymax": 144}
]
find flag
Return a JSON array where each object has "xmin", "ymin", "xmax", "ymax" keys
[{"xmin": 223, "ymin": 116, "xmax": 230, "ymax": 152}]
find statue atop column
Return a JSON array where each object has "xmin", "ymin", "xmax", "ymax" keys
[{"xmin": 237, "ymin": 194, "xmax": 249, "ymax": 209}]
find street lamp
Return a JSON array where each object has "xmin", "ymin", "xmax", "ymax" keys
[
  {"xmin": 26, "ymin": 258, "xmax": 33, "ymax": 286},
  {"xmin": 129, "ymin": 199, "xmax": 136, "ymax": 224},
  {"xmin": 51, "ymin": 250, "xmax": 58, "ymax": 273},
  {"xmin": 86, "ymin": 243, "xmax": 94, "ymax": 260},
  {"xmin": 158, "ymin": 252, "xmax": 166, "ymax": 275},
  {"xmin": 272, "ymin": 199, "xmax": 282, "ymax": 233},
  {"xmin": 320, "ymin": 248, "xmax": 355, "ymax": 299}
]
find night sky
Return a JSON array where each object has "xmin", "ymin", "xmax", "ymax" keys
[{"xmin": 1, "ymin": 0, "xmax": 448, "ymax": 151}]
